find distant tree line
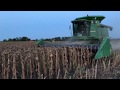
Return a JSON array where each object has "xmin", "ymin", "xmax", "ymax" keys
[
  {"xmin": 3, "ymin": 36, "xmax": 71, "ymax": 42},
  {"xmin": 3, "ymin": 37, "xmax": 31, "ymax": 42}
]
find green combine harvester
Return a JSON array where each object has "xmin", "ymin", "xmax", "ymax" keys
[{"xmin": 36, "ymin": 15, "xmax": 113, "ymax": 59}]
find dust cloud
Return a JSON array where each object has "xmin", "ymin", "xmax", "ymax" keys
[{"xmin": 110, "ymin": 39, "xmax": 120, "ymax": 50}]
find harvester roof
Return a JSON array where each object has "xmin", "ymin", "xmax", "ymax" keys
[{"xmin": 72, "ymin": 16, "xmax": 105, "ymax": 22}]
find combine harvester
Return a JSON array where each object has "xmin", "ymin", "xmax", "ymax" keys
[{"xmin": 36, "ymin": 15, "xmax": 113, "ymax": 59}]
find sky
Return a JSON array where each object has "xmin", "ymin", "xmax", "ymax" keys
[{"xmin": 0, "ymin": 11, "xmax": 119, "ymax": 41}]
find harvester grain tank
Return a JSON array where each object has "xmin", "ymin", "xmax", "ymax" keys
[{"xmin": 36, "ymin": 15, "xmax": 113, "ymax": 59}]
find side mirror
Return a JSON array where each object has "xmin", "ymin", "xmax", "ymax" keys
[
  {"xmin": 110, "ymin": 27, "xmax": 113, "ymax": 31},
  {"xmin": 69, "ymin": 25, "xmax": 72, "ymax": 30},
  {"xmin": 69, "ymin": 25, "xmax": 73, "ymax": 36}
]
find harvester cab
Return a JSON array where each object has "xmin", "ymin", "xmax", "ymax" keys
[
  {"xmin": 72, "ymin": 16, "xmax": 112, "ymax": 42},
  {"xmin": 36, "ymin": 15, "xmax": 113, "ymax": 59}
]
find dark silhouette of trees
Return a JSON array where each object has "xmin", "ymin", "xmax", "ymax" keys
[
  {"xmin": 3, "ymin": 36, "xmax": 71, "ymax": 42},
  {"xmin": 3, "ymin": 36, "xmax": 31, "ymax": 42}
]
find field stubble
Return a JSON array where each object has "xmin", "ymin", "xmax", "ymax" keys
[{"xmin": 0, "ymin": 41, "xmax": 120, "ymax": 79}]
